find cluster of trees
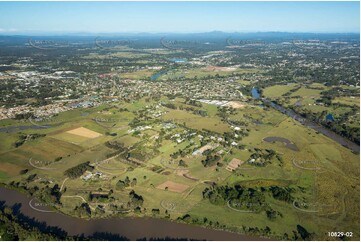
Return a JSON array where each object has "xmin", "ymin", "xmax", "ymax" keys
[
  {"xmin": 216, "ymin": 106, "xmax": 236, "ymax": 121},
  {"xmin": 104, "ymin": 141, "xmax": 125, "ymax": 150},
  {"xmin": 13, "ymin": 112, "xmax": 33, "ymax": 120},
  {"xmin": 162, "ymin": 103, "xmax": 177, "ymax": 109},
  {"xmin": 321, "ymin": 87, "xmax": 359, "ymax": 98},
  {"xmin": 177, "ymin": 213, "xmax": 275, "ymax": 238},
  {"xmin": 227, "ymin": 119, "xmax": 247, "ymax": 126},
  {"xmin": 282, "ymin": 85, "xmax": 301, "ymax": 97},
  {"xmin": 201, "ymin": 154, "xmax": 221, "ymax": 167},
  {"xmin": 151, "ymin": 208, "xmax": 160, "ymax": 216},
  {"xmin": 192, "ymin": 109, "xmax": 208, "ymax": 117},
  {"xmin": 270, "ymin": 84, "xmax": 360, "ymax": 145},
  {"xmin": 202, "ymin": 185, "xmax": 266, "ymax": 212},
  {"xmin": 118, "ymin": 108, "xmax": 129, "ymax": 112},
  {"xmin": 116, "ymin": 176, "xmax": 137, "ymax": 190},
  {"xmin": 202, "ymin": 184, "xmax": 294, "ymax": 221},
  {"xmin": 14, "ymin": 133, "xmax": 46, "ymax": 148},
  {"xmin": 0, "ymin": 204, "xmax": 68, "ymax": 240},
  {"xmin": 129, "ymin": 146, "xmax": 159, "ymax": 162},
  {"xmin": 64, "ymin": 161, "xmax": 94, "ymax": 179},
  {"xmin": 223, "ymin": 130, "xmax": 248, "ymax": 144},
  {"xmin": 105, "ymin": 141, "xmax": 128, "ymax": 158},
  {"xmin": 89, "ymin": 189, "xmax": 112, "ymax": 202},
  {"xmin": 294, "ymin": 105, "xmax": 360, "ymax": 145},
  {"xmin": 249, "ymin": 148, "xmax": 278, "ymax": 166},
  {"xmin": 323, "ymin": 121, "xmax": 360, "ymax": 145},
  {"xmin": 74, "ymin": 202, "xmax": 92, "ymax": 217},
  {"xmin": 26, "ymin": 174, "xmax": 37, "ymax": 182},
  {"xmin": 183, "ymin": 98, "xmax": 202, "ymax": 107},
  {"xmin": 178, "ymin": 159, "xmax": 187, "ymax": 167},
  {"xmin": 42, "ymin": 184, "xmax": 62, "ymax": 205},
  {"xmin": 170, "ymin": 149, "xmax": 188, "ymax": 159},
  {"xmin": 0, "ymin": 201, "xmax": 312, "ymax": 240},
  {"xmin": 269, "ymin": 186, "xmax": 294, "ymax": 203},
  {"xmin": 168, "ymin": 142, "xmax": 193, "ymax": 158},
  {"xmin": 266, "ymin": 208, "xmax": 283, "ymax": 220},
  {"xmin": 128, "ymin": 190, "xmax": 144, "ymax": 208},
  {"xmin": 177, "ymin": 214, "xmax": 222, "ymax": 229},
  {"xmin": 296, "ymin": 224, "xmax": 314, "ymax": 240},
  {"xmin": 178, "ymin": 105, "xmax": 195, "ymax": 112}
]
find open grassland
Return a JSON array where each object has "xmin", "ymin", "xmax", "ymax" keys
[
  {"xmin": 0, "ymin": 96, "xmax": 359, "ymax": 240},
  {"xmin": 162, "ymin": 109, "xmax": 230, "ymax": 133},
  {"xmin": 160, "ymin": 67, "xmax": 261, "ymax": 80},
  {"xmin": 262, "ymin": 84, "xmax": 297, "ymax": 98},
  {"xmin": 333, "ymin": 96, "xmax": 360, "ymax": 107},
  {"xmin": 290, "ymin": 86, "xmax": 324, "ymax": 98},
  {"xmin": 83, "ymin": 51, "xmax": 152, "ymax": 59},
  {"xmin": 120, "ymin": 69, "xmax": 157, "ymax": 80}
]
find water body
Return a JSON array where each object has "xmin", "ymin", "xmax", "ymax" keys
[
  {"xmin": 0, "ymin": 119, "xmax": 65, "ymax": 133},
  {"xmin": 0, "ymin": 124, "xmax": 51, "ymax": 133},
  {"xmin": 326, "ymin": 113, "xmax": 335, "ymax": 122},
  {"xmin": 251, "ymin": 87, "xmax": 261, "ymax": 99},
  {"xmin": 0, "ymin": 187, "xmax": 263, "ymax": 241},
  {"xmin": 263, "ymin": 136, "xmax": 299, "ymax": 151},
  {"xmin": 251, "ymin": 88, "xmax": 359, "ymax": 153},
  {"xmin": 150, "ymin": 70, "xmax": 169, "ymax": 81}
]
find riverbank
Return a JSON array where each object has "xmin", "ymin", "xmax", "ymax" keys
[
  {"xmin": 251, "ymin": 87, "xmax": 359, "ymax": 153},
  {"xmin": 0, "ymin": 186, "xmax": 266, "ymax": 241}
]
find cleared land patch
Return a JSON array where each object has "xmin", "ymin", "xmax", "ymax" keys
[
  {"xmin": 0, "ymin": 162, "xmax": 24, "ymax": 175},
  {"xmin": 225, "ymin": 101, "xmax": 246, "ymax": 109},
  {"xmin": 226, "ymin": 158, "xmax": 244, "ymax": 172},
  {"xmin": 66, "ymin": 127, "xmax": 102, "ymax": 138},
  {"xmin": 156, "ymin": 180, "xmax": 189, "ymax": 193}
]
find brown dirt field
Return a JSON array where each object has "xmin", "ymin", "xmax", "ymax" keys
[
  {"xmin": 156, "ymin": 180, "xmax": 189, "ymax": 193},
  {"xmin": 0, "ymin": 162, "xmax": 24, "ymax": 175},
  {"xmin": 66, "ymin": 127, "xmax": 102, "ymax": 138},
  {"xmin": 226, "ymin": 158, "xmax": 244, "ymax": 171},
  {"xmin": 226, "ymin": 101, "xmax": 245, "ymax": 109},
  {"xmin": 198, "ymin": 144, "xmax": 216, "ymax": 154}
]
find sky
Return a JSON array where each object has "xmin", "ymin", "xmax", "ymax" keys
[{"xmin": 0, "ymin": 1, "xmax": 359, "ymax": 34}]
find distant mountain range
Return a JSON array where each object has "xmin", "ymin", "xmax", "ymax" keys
[
  {"xmin": 0, "ymin": 31, "xmax": 358, "ymax": 47},
  {"xmin": 0, "ymin": 31, "xmax": 359, "ymax": 38}
]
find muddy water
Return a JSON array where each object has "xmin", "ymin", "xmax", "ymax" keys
[
  {"xmin": 0, "ymin": 187, "xmax": 264, "ymax": 240},
  {"xmin": 263, "ymin": 136, "xmax": 299, "ymax": 151}
]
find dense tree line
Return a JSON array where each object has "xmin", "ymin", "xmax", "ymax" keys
[
  {"xmin": 202, "ymin": 185, "xmax": 266, "ymax": 212},
  {"xmin": 0, "ymin": 203, "xmax": 68, "ymax": 240},
  {"xmin": 14, "ymin": 133, "xmax": 46, "ymax": 148},
  {"xmin": 201, "ymin": 154, "xmax": 221, "ymax": 167},
  {"xmin": 64, "ymin": 161, "xmax": 94, "ymax": 179}
]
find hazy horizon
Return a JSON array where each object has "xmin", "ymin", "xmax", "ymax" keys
[
  {"xmin": 0, "ymin": 30, "xmax": 360, "ymax": 37},
  {"xmin": 0, "ymin": 1, "xmax": 359, "ymax": 34}
]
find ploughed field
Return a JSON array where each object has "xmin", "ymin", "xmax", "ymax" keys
[{"xmin": 0, "ymin": 96, "xmax": 359, "ymax": 240}]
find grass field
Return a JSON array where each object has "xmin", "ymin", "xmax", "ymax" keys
[
  {"xmin": 0, "ymin": 96, "xmax": 359, "ymax": 240},
  {"xmin": 262, "ymin": 84, "xmax": 297, "ymax": 98},
  {"xmin": 159, "ymin": 67, "xmax": 261, "ymax": 80},
  {"xmin": 162, "ymin": 109, "xmax": 230, "ymax": 133},
  {"xmin": 333, "ymin": 96, "xmax": 360, "ymax": 107},
  {"xmin": 120, "ymin": 69, "xmax": 157, "ymax": 80}
]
